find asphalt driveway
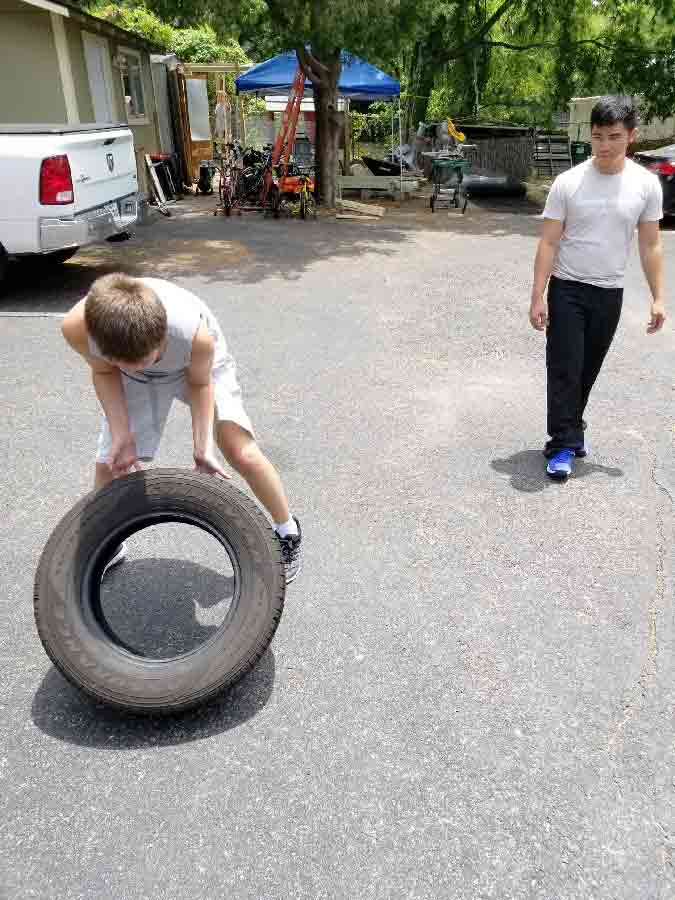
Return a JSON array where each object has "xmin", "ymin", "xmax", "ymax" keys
[{"xmin": 1, "ymin": 195, "xmax": 673, "ymax": 899}]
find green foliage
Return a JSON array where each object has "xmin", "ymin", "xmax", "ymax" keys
[
  {"xmin": 87, "ymin": 2, "xmax": 250, "ymax": 64},
  {"xmin": 403, "ymin": 0, "xmax": 675, "ymax": 128},
  {"xmin": 350, "ymin": 102, "xmax": 398, "ymax": 146},
  {"xmin": 87, "ymin": 3, "xmax": 173, "ymax": 49},
  {"xmin": 170, "ymin": 26, "xmax": 249, "ymax": 64},
  {"xmin": 79, "ymin": 0, "xmax": 675, "ymax": 126}
]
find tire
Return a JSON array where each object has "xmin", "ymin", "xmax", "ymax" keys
[
  {"xmin": 44, "ymin": 247, "xmax": 79, "ymax": 265},
  {"xmin": 34, "ymin": 469, "xmax": 286, "ymax": 714},
  {"xmin": 300, "ymin": 193, "xmax": 307, "ymax": 220}
]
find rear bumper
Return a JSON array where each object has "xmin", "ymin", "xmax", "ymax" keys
[{"xmin": 39, "ymin": 193, "xmax": 138, "ymax": 252}]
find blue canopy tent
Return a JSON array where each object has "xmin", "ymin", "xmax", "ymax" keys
[
  {"xmin": 236, "ymin": 50, "xmax": 403, "ymax": 196},
  {"xmin": 235, "ymin": 50, "xmax": 400, "ymax": 100}
]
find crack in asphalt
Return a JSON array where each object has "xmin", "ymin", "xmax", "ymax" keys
[{"xmin": 605, "ymin": 454, "xmax": 672, "ymax": 754}]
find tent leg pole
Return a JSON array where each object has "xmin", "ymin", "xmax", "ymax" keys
[
  {"xmin": 391, "ymin": 102, "xmax": 394, "ymax": 157},
  {"xmin": 398, "ymin": 97, "xmax": 403, "ymax": 200}
]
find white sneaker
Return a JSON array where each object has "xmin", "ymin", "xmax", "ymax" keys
[
  {"xmin": 103, "ymin": 541, "xmax": 127, "ymax": 576},
  {"xmin": 277, "ymin": 518, "xmax": 302, "ymax": 585}
]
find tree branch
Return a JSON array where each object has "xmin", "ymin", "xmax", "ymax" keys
[
  {"xmin": 296, "ymin": 43, "xmax": 328, "ymax": 87},
  {"xmin": 262, "ymin": 0, "xmax": 292, "ymax": 31},
  {"xmin": 453, "ymin": 0, "xmax": 521, "ymax": 55},
  {"xmin": 481, "ymin": 37, "xmax": 670, "ymax": 57}
]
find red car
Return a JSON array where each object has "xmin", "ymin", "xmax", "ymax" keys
[{"xmin": 634, "ymin": 144, "xmax": 675, "ymax": 216}]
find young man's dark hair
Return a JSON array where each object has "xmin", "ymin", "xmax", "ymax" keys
[{"xmin": 590, "ymin": 94, "xmax": 637, "ymax": 131}]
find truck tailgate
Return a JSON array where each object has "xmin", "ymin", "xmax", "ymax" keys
[{"xmin": 66, "ymin": 128, "xmax": 137, "ymax": 213}]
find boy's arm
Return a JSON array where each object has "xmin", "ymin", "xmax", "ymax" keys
[
  {"xmin": 530, "ymin": 218, "xmax": 563, "ymax": 330},
  {"xmin": 187, "ymin": 321, "xmax": 229, "ymax": 478},
  {"xmin": 61, "ymin": 300, "xmax": 137, "ymax": 472},
  {"xmin": 637, "ymin": 220, "xmax": 666, "ymax": 334}
]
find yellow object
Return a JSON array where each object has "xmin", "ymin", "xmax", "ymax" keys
[{"xmin": 447, "ymin": 117, "xmax": 466, "ymax": 142}]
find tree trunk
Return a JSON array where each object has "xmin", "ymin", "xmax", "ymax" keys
[
  {"xmin": 313, "ymin": 85, "xmax": 323, "ymax": 203},
  {"xmin": 314, "ymin": 79, "xmax": 339, "ymax": 208},
  {"xmin": 295, "ymin": 47, "xmax": 341, "ymax": 207},
  {"xmin": 404, "ymin": 40, "xmax": 438, "ymax": 143}
]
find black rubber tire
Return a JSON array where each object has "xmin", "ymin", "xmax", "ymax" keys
[
  {"xmin": 34, "ymin": 469, "xmax": 286, "ymax": 714},
  {"xmin": 44, "ymin": 247, "xmax": 79, "ymax": 265},
  {"xmin": 300, "ymin": 193, "xmax": 307, "ymax": 220}
]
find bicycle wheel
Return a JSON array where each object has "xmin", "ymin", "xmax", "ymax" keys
[
  {"xmin": 223, "ymin": 186, "xmax": 232, "ymax": 216},
  {"xmin": 270, "ymin": 185, "xmax": 281, "ymax": 219},
  {"xmin": 299, "ymin": 192, "xmax": 307, "ymax": 220}
]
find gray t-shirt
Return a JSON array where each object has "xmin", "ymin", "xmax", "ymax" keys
[{"xmin": 543, "ymin": 157, "xmax": 663, "ymax": 288}]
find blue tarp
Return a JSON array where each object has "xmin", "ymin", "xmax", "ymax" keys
[{"xmin": 235, "ymin": 50, "xmax": 400, "ymax": 99}]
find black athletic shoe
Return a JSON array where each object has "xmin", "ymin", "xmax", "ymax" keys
[{"xmin": 277, "ymin": 518, "xmax": 302, "ymax": 585}]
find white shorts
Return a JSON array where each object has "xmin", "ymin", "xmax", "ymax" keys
[{"xmin": 96, "ymin": 362, "xmax": 255, "ymax": 464}]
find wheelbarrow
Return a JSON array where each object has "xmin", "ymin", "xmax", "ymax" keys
[{"xmin": 430, "ymin": 157, "xmax": 470, "ymax": 213}]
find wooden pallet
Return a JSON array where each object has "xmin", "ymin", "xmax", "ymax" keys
[{"xmin": 532, "ymin": 133, "xmax": 573, "ymax": 177}]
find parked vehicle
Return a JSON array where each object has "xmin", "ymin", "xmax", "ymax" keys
[
  {"xmin": 0, "ymin": 123, "xmax": 139, "ymax": 287},
  {"xmin": 633, "ymin": 144, "xmax": 675, "ymax": 215}
]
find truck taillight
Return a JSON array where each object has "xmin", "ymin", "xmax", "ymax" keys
[
  {"xmin": 648, "ymin": 160, "xmax": 675, "ymax": 176},
  {"xmin": 39, "ymin": 155, "xmax": 74, "ymax": 205}
]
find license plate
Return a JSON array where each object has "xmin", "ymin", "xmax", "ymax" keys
[{"xmin": 105, "ymin": 202, "xmax": 121, "ymax": 223}]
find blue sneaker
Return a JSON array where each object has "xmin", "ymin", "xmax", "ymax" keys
[{"xmin": 546, "ymin": 449, "xmax": 575, "ymax": 481}]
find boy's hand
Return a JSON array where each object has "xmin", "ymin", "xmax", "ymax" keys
[
  {"xmin": 647, "ymin": 300, "xmax": 666, "ymax": 334},
  {"xmin": 194, "ymin": 449, "xmax": 231, "ymax": 479},
  {"xmin": 109, "ymin": 433, "xmax": 139, "ymax": 477},
  {"xmin": 529, "ymin": 295, "xmax": 548, "ymax": 331}
]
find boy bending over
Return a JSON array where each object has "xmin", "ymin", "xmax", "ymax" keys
[{"xmin": 62, "ymin": 273, "xmax": 302, "ymax": 583}]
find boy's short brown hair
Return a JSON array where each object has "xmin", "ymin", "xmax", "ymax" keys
[{"xmin": 85, "ymin": 273, "xmax": 167, "ymax": 363}]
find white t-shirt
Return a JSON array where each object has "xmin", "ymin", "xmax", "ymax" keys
[{"xmin": 542, "ymin": 157, "xmax": 663, "ymax": 288}]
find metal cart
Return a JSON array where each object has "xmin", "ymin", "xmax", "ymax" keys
[{"xmin": 430, "ymin": 157, "xmax": 470, "ymax": 213}]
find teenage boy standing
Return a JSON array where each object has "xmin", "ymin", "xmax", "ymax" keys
[{"xmin": 529, "ymin": 95, "xmax": 666, "ymax": 480}]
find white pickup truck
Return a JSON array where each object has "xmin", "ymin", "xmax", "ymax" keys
[{"xmin": 0, "ymin": 123, "xmax": 139, "ymax": 286}]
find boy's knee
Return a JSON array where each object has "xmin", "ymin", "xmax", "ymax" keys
[{"xmin": 222, "ymin": 438, "xmax": 261, "ymax": 474}]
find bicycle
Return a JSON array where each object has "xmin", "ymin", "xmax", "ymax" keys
[
  {"xmin": 297, "ymin": 169, "xmax": 317, "ymax": 220},
  {"xmin": 214, "ymin": 142, "xmax": 243, "ymax": 217}
]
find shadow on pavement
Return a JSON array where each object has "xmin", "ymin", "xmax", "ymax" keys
[
  {"xmin": 0, "ymin": 194, "xmax": 546, "ymax": 314},
  {"xmin": 0, "ymin": 207, "xmax": 414, "ymax": 313},
  {"xmin": 31, "ymin": 558, "xmax": 277, "ymax": 748},
  {"xmin": 97, "ymin": 558, "xmax": 234, "ymax": 659},
  {"xmin": 491, "ymin": 448, "xmax": 624, "ymax": 493},
  {"xmin": 32, "ymin": 649, "xmax": 275, "ymax": 749}
]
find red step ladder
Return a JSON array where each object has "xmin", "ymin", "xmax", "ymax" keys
[{"xmin": 262, "ymin": 66, "xmax": 313, "ymax": 202}]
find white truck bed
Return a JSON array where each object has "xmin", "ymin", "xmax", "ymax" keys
[{"xmin": 0, "ymin": 123, "xmax": 139, "ymax": 280}]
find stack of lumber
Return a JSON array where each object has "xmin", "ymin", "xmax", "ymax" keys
[{"xmin": 335, "ymin": 199, "xmax": 385, "ymax": 220}]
